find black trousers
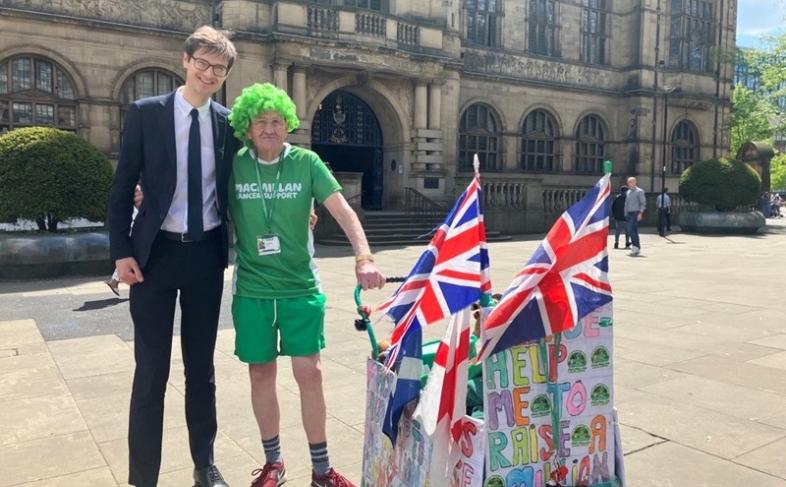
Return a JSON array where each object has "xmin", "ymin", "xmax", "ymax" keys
[
  {"xmin": 127, "ymin": 233, "xmax": 224, "ymax": 487},
  {"xmin": 657, "ymin": 208, "xmax": 671, "ymax": 236}
]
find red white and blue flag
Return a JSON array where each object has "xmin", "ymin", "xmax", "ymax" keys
[
  {"xmin": 379, "ymin": 164, "xmax": 491, "ymax": 443},
  {"xmin": 378, "ymin": 172, "xmax": 491, "ymax": 365},
  {"xmin": 476, "ymin": 174, "xmax": 613, "ymax": 361}
]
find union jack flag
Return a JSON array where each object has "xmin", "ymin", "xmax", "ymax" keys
[
  {"xmin": 378, "ymin": 173, "xmax": 491, "ymax": 368},
  {"xmin": 476, "ymin": 174, "xmax": 613, "ymax": 361}
]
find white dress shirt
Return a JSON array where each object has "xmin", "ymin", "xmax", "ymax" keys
[
  {"xmin": 656, "ymin": 193, "xmax": 671, "ymax": 209},
  {"xmin": 161, "ymin": 87, "xmax": 220, "ymax": 234}
]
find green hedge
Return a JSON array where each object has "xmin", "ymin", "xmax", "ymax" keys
[
  {"xmin": 679, "ymin": 158, "xmax": 761, "ymax": 212},
  {"xmin": 0, "ymin": 127, "xmax": 113, "ymax": 232}
]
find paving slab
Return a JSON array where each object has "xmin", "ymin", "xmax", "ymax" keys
[
  {"xmin": 624, "ymin": 442, "xmax": 786, "ymax": 487},
  {"xmin": 0, "ymin": 431, "xmax": 106, "ymax": 486}
]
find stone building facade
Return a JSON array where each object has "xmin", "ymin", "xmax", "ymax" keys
[{"xmin": 0, "ymin": 0, "xmax": 735, "ymax": 232}]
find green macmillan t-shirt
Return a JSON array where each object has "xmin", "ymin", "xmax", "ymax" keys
[{"xmin": 228, "ymin": 145, "xmax": 342, "ymax": 299}]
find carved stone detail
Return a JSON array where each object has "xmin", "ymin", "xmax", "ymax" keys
[
  {"xmin": 462, "ymin": 50, "xmax": 618, "ymax": 90},
  {"xmin": 4, "ymin": 0, "xmax": 212, "ymax": 31}
]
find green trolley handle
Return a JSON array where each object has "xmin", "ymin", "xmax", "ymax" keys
[{"xmin": 354, "ymin": 277, "xmax": 406, "ymax": 360}]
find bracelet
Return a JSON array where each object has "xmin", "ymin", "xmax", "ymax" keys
[{"xmin": 355, "ymin": 254, "xmax": 375, "ymax": 263}]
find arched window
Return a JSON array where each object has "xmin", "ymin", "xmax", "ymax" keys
[
  {"xmin": 459, "ymin": 103, "xmax": 501, "ymax": 171},
  {"xmin": 671, "ymin": 120, "xmax": 699, "ymax": 174},
  {"xmin": 118, "ymin": 68, "xmax": 183, "ymax": 147},
  {"xmin": 575, "ymin": 114, "xmax": 605, "ymax": 174},
  {"xmin": 520, "ymin": 109, "xmax": 558, "ymax": 172},
  {"xmin": 119, "ymin": 68, "xmax": 183, "ymax": 122},
  {"xmin": 0, "ymin": 55, "xmax": 78, "ymax": 134}
]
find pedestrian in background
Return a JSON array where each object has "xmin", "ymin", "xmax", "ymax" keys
[
  {"xmin": 611, "ymin": 185, "xmax": 629, "ymax": 249},
  {"xmin": 656, "ymin": 187, "xmax": 671, "ymax": 237},
  {"xmin": 625, "ymin": 177, "xmax": 646, "ymax": 257}
]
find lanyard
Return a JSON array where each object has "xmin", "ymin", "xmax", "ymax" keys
[{"xmin": 253, "ymin": 151, "xmax": 284, "ymax": 233}]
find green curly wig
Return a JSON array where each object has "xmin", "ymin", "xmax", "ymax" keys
[{"xmin": 228, "ymin": 83, "xmax": 300, "ymax": 147}]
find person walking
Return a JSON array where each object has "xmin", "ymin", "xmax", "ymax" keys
[
  {"xmin": 656, "ymin": 188, "xmax": 671, "ymax": 237},
  {"xmin": 625, "ymin": 177, "xmax": 646, "ymax": 256},
  {"xmin": 108, "ymin": 26, "xmax": 239, "ymax": 487},
  {"xmin": 611, "ymin": 186, "xmax": 629, "ymax": 249}
]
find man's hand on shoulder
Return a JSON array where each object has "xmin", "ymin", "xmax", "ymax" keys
[
  {"xmin": 116, "ymin": 257, "xmax": 144, "ymax": 285},
  {"xmin": 133, "ymin": 184, "xmax": 143, "ymax": 209}
]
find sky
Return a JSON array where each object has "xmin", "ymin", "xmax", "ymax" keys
[{"xmin": 737, "ymin": 0, "xmax": 786, "ymax": 48}]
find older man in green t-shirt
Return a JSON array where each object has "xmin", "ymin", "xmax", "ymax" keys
[{"xmin": 227, "ymin": 83, "xmax": 384, "ymax": 487}]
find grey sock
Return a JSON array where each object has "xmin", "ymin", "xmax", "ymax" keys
[
  {"xmin": 262, "ymin": 435, "xmax": 282, "ymax": 465},
  {"xmin": 309, "ymin": 441, "xmax": 330, "ymax": 476}
]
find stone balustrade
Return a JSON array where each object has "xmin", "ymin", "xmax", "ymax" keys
[
  {"xmin": 307, "ymin": 5, "xmax": 339, "ymax": 36},
  {"xmin": 275, "ymin": 1, "xmax": 436, "ymax": 51},
  {"xmin": 356, "ymin": 12, "xmax": 386, "ymax": 37}
]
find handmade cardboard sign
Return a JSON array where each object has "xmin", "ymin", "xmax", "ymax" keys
[
  {"xmin": 362, "ymin": 360, "xmax": 486, "ymax": 487},
  {"xmin": 482, "ymin": 304, "xmax": 620, "ymax": 487}
]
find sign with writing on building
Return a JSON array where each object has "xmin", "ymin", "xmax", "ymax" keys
[
  {"xmin": 482, "ymin": 304, "xmax": 621, "ymax": 487},
  {"xmin": 362, "ymin": 359, "xmax": 485, "ymax": 487}
]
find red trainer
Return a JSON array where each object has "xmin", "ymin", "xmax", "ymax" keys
[
  {"xmin": 250, "ymin": 462, "xmax": 286, "ymax": 487},
  {"xmin": 310, "ymin": 468, "xmax": 356, "ymax": 487}
]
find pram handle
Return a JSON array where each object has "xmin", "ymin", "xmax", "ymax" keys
[{"xmin": 354, "ymin": 276, "xmax": 406, "ymax": 360}]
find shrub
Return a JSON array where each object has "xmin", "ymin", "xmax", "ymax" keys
[
  {"xmin": 0, "ymin": 127, "xmax": 113, "ymax": 232},
  {"xmin": 679, "ymin": 158, "xmax": 761, "ymax": 211}
]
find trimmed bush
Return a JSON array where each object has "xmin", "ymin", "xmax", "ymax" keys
[
  {"xmin": 679, "ymin": 158, "xmax": 761, "ymax": 212},
  {"xmin": 0, "ymin": 127, "xmax": 113, "ymax": 232}
]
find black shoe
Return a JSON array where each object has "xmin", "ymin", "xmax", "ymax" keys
[
  {"xmin": 625, "ymin": 243, "xmax": 631, "ymax": 248},
  {"xmin": 194, "ymin": 465, "xmax": 229, "ymax": 487},
  {"xmin": 614, "ymin": 243, "xmax": 619, "ymax": 249}
]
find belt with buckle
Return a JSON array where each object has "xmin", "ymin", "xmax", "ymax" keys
[{"xmin": 160, "ymin": 227, "xmax": 220, "ymax": 243}]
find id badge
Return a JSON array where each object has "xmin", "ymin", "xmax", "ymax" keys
[{"xmin": 257, "ymin": 234, "xmax": 281, "ymax": 256}]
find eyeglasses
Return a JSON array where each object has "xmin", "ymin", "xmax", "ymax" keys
[{"xmin": 190, "ymin": 56, "xmax": 229, "ymax": 77}]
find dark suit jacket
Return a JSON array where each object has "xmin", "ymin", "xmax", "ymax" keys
[{"xmin": 108, "ymin": 91, "xmax": 240, "ymax": 269}]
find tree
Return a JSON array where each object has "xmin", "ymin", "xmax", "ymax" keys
[
  {"xmin": 731, "ymin": 85, "xmax": 775, "ymax": 155},
  {"xmin": 0, "ymin": 127, "xmax": 113, "ymax": 232},
  {"xmin": 679, "ymin": 158, "xmax": 761, "ymax": 211},
  {"xmin": 771, "ymin": 152, "xmax": 786, "ymax": 190}
]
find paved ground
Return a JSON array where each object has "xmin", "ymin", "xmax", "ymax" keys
[{"xmin": 1, "ymin": 221, "xmax": 786, "ymax": 487}]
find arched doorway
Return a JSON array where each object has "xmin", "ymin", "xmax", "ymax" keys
[{"xmin": 312, "ymin": 90, "xmax": 383, "ymax": 210}]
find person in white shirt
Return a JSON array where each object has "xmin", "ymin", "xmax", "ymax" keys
[{"xmin": 656, "ymin": 188, "xmax": 671, "ymax": 237}]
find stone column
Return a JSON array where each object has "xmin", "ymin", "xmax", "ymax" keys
[
  {"xmin": 414, "ymin": 81, "xmax": 428, "ymax": 130},
  {"xmin": 292, "ymin": 67, "xmax": 307, "ymax": 119},
  {"xmin": 272, "ymin": 63, "xmax": 288, "ymax": 93},
  {"xmin": 428, "ymin": 81, "xmax": 441, "ymax": 130}
]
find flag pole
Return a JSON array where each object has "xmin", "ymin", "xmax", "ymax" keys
[{"xmin": 473, "ymin": 153, "xmax": 494, "ymax": 309}]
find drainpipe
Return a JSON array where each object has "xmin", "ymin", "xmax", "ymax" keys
[{"xmin": 649, "ymin": 0, "xmax": 662, "ymax": 193}]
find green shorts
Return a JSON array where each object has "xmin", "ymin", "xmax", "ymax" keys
[{"xmin": 232, "ymin": 293, "xmax": 326, "ymax": 363}]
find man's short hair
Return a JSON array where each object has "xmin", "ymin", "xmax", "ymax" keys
[
  {"xmin": 184, "ymin": 26, "xmax": 237, "ymax": 69},
  {"xmin": 627, "ymin": 177, "xmax": 637, "ymax": 184}
]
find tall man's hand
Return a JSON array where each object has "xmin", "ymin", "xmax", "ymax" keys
[
  {"xmin": 133, "ymin": 184, "xmax": 144, "ymax": 209},
  {"xmin": 356, "ymin": 260, "xmax": 385, "ymax": 290},
  {"xmin": 116, "ymin": 257, "xmax": 144, "ymax": 285}
]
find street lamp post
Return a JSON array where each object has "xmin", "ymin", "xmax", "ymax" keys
[
  {"xmin": 660, "ymin": 89, "xmax": 669, "ymax": 198},
  {"xmin": 658, "ymin": 86, "xmax": 678, "ymax": 237}
]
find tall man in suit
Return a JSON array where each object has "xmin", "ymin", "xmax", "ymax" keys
[{"xmin": 108, "ymin": 26, "xmax": 238, "ymax": 487}]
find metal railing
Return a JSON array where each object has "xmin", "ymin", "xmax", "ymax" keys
[{"xmin": 402, "ymin": 187, "xmax": 446, "ymax": 217}]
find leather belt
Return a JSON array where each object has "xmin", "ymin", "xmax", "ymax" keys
[{"xmin": 160, "ymin": 227, "xmax": 220, "ymax": 243}]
